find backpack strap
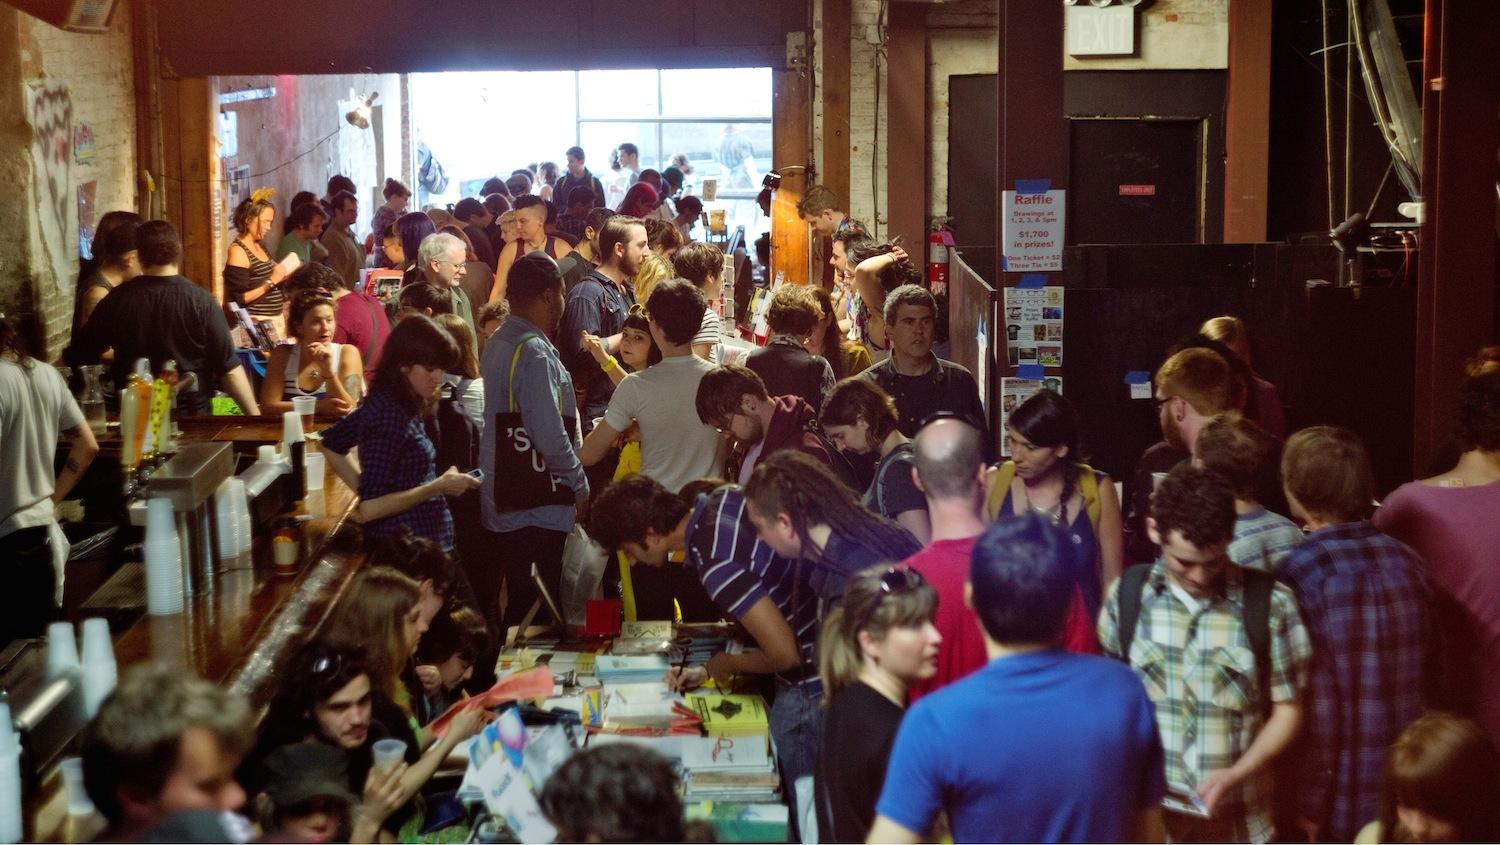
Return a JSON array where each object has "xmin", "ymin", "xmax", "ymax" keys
[
  {"xmin": 984, "ymin": 461, "xmax": 1018, "ymax": 521},
  {"xmin": 1077, "ymin": 465, "xmax": 1102, "ymax": 530},
  {"xmin": 1115, "ymin": 562, "xmax": 1154, "ymax": 662},
  {"xmin": 1241, "ymin": 568, "xmax": 1275, "ymax": 716}
]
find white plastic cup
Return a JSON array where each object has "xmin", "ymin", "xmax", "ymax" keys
[
  {"xmin": 304, "ymin": 452, "xmax": 325, "ymax": 491},
  {"xmin": 292, "ymin": 395, "xmax": 316, "ymax": 434},
  {"xmin": 0, "ymin": 701, "xmax": 20, "ymax": 844},
  {"xmin": 214, "ymin": 477, "xmax": 251, "ymax": 559},
  {"xmin": 46, "ymin": 621, "xmax": 81, "ymax": 678},
  {"xmin": 371, "ymin": 738, "xmax": 406, "ymax": 771},
  {"xmin": 281, "ymin": 410, "xmax": 305, "ymax": 447},
  {"xmin": 59, "ymin": 757, "xmax": 94, "ymax": 816},
  {"xmin": 144, "ymin": 498, "xmax": 184, "ymax": 615},
  {"xmin": 79, "ymin": 619, "xmax": 117, "ymax": 718}
]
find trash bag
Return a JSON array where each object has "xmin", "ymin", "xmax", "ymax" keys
[{"xmin": 560, "ymin": 525, "xmax": 607, "ymax": 627}]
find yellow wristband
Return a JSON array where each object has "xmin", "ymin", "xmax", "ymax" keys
[{"xmin": 602, "ymin": 356, "xmax": 619, "ymax": 373}]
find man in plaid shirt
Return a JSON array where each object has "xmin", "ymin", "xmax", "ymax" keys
[
  {"xmin": 1277, "ymin": 427, "xmax": 1429, "ymax": 842},
  {"xmin": 1100, "ymin": 466, "xmax": 1312, "ymax": 843}
]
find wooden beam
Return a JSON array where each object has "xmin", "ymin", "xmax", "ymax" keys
[
  {"xmin": 1223, "ymin": 0, "xmax": 1272, "ymax": 243},
  {"xmin": 771, "ymin": 66, "xmax": 812, "ymax": 286},
  {"xmin": 885, "ymin": 2, "xmax": 928, "ymax": 252},
  {"xmin": 161, "ymin": 76, "xmax": 221, "ymax": 299},
  {"xmin": 818, "ymin": 0, "xmax": 851, "ymax": 287},
  {"xmin": 1414, "ymin": 0, "xmax": 1500, "ymax": 470},
  {"xmin": 995, "ymin": 0, "xmax": 1066, "ymax": 286}
]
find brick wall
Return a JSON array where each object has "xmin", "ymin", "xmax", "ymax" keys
[
  {"xmin": 0, "ymin": 7, "xmax": 138, "ymax": 357},
  {"xmin": 847, "ymin": 0, "xmax": 887, "ymax": 236}
]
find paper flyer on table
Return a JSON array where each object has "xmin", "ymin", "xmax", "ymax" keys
[
  {"xmin": 999, "ymin": 376, "xmax": 1064, "ymax": 456},
  {"xmin": 1003, "ymin": 284, "xmax": 1064, "ymax": 368}
]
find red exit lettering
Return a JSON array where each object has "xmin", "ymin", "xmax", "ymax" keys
[{"xmin": 1119, "ymin": 184, "xmax": 1156, "ymax": 196}]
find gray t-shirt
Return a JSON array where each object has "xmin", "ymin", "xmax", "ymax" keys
[
  {"xmin": 0, "ymin": 359, "xmax": 83, "ymax": 537},
  {"xmin": 603, "ymin": 354, "xmax": 724, "ymax": 494}
]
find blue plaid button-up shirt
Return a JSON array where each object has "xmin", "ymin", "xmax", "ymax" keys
[{"xmin": 1276, "ymin": 521, "xmax": 1429, "ymax": 841}]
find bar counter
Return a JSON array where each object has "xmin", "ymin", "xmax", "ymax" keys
[{"xmin": 31, "ymin": 415, "xmax": 371, "ymax": 841}]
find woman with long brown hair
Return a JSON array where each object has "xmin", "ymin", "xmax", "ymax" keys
[{"xmin": 224, "ymin": 195, "xmax": 290, "ymax": 323}]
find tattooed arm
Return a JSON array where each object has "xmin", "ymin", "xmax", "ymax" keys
[{"xmin": 52, "ymin": 422, "xmax": 100, "ymax": 504}]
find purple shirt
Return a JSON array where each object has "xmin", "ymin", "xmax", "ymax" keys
[
  {"xmin": 1374, "ymin": 480, "xmax": 1500, "ymax": 747},
  {"xmin": 333, "ymin": 290, "xmax": 390, "ymax": 383}
]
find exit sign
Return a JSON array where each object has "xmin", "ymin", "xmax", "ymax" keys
[{"xmin": 1065, "ymin": 6, "xmax": 1135, "ymax": 56}]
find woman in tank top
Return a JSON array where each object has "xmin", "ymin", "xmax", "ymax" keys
[
  {"xmin": 490, "ymin": 196, "xmax": 572, "ymax": 304},
  {"xmin": 258, "ymin": 290, "xmax": 364, "ymax": 418},
  {"xmin": 224, "ymin": 196, "xmax": 291, "ymax": 326}
]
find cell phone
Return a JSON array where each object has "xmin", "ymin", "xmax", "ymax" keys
[
  {"xmin": 1162, "ymin": 784, "xmax": 1211, "ymax": 819},
  {"xmin": 466, "ymin": 468, "xmax": 485, "ymax": 480}
]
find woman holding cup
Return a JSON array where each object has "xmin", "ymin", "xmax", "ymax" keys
[{"xmin": 259, "ymin": 291, "xmax": 364, "ymax": 418}]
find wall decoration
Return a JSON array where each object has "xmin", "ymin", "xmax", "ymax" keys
[
  {"xmin": 78, "ymin": 181, "xmax": 98, "ymax": 260},
  {"xmin": 26, "ymin": 82, "xmax": 74, "ymax": 294},
  {"xmin": 72, "ymin": 121, "xmax": 97, "ymax": 165},
  {"xmin": 227, "ymin": 163, "xmax": 251, "ymax": 215}
]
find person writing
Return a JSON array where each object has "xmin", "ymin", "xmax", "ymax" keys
[
  {"xmin": 258, "ymin": 291, "xmax": 364, "ymax": 418},
  {"xmin": 224, "ymin": 194, "xmax": 291, "ymax": 323}
]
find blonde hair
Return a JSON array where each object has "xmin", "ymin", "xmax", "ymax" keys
[
  {"xmin": 632, "ymin": 252, "xmax": 673, "ymax": 303},
  {"xmin": 816, "ymin": 565, "xmax": 937, "ymax": 700},
  {"xmin": 1156, "ymin": 347, "xmax": 1233, "ymax": 416},
  {"xmin": 326, "ymin": 566, "xmax": 422, "ymax": 713}
]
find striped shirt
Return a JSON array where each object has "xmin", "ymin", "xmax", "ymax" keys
[
  {"xmin": 1099, "ymin": 561, "xmax": 1312, "ymax": 843},
  {"xmin": 685, "ymin": 485, "xmax": 820, "ymax": 691},
  {"xmin": 1229, "ymin": 508, "xmax": 1305, "ymax": 573},
  {"xmin": 1275, "ymin": 522, "xmax": 1429, "ymax": 841}
]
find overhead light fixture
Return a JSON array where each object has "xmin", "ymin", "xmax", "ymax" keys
[{"xmin": 345, "ymin": 92, "xmax": 379, "ymax": 130}]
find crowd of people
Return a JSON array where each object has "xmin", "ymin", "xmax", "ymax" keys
[{"xmin": 3, "ymin": 141, "xmax": 1499, "ymax": 844}]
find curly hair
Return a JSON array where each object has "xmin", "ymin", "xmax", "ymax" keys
[
  {"xmin": 1456, "ymin": 368, "xmax": 1500, "ymax": 453},
  {"xmin": 232, "ymin": 197, "xmax": 275, "ymax": 236},
  {"xmin": 539, "ymin": 744, "xmax": 685, "ymax": 842},
  {"xmin": 1149, "ymin": 465, "xmax": 1236, "ymax": 550},
  {"xmin": 745, "ymin": 450, "xmax": 921, "ymax": 564},
  {"xmin": 766, "ymin": 284, "xmax": 823, "ymax": 337},
  {"xmin": 587, "ymin": 475, "xmax": 692, "ymax": 553}
]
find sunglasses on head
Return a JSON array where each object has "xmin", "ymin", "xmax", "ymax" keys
[
  {"xmin": 859, "ymin": 566, "xmax": 925, "ymax": 630},
  {"xmin": 309, "ymin": 653, "xmax": 344, "ymax": 681}
]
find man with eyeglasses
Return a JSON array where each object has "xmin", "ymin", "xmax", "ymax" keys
[
  {"xmin": 868, "ymin": 513, "xmax": 1169, "ymax": 844},
  {"xmin": 416, "ymin": 233, "xmax": 476, "ymax": 341},
  {"xmin": 694, "ymin": 363, "xmax": 830, "ymax": 484}
]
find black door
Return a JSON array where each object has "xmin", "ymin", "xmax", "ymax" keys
[{"xmin": 1068, "ymin": 118, "xmax": 1202, "ymax": 245}]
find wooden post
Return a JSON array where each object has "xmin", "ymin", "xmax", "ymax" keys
[
  {"xmin": 818, "ymin": 0, "xmax": 851, "ymax": 286},
  {"xmin": 161, "ymin": 76, "xmax": 221, "ymax": 299},
  {"xmin": 1414, "ymin": 0, "xmax": 1500, "ymax": 470},
  {"xmin": 772, "ymin": 66, "xmax": 812, "ymax": 285},
  {"xmin": 1223, "ymin": 0, "xmax": 1272, "ymax": 243},
  {"xmin": 885, "ymin": 3, "xmax": 928, "ymax": 253}
]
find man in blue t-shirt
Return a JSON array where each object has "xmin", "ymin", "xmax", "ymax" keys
[{"xmin": 868, "ymin": 513, "xmax": 1167, "ymax": 844}]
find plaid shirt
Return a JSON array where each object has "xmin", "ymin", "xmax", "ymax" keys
[
  {"xmin": 1229, "ymin": 508, "xmax": 1305, "ymax": 573},
  {"xmin": 1100, "ymin": 561, "xmax": 1312, "ymax": 843},
  {"xmin": 1275, "ymin": 522, "xmax": 1429, "ymax": 841}
]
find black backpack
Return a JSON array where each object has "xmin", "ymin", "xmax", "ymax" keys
[
  {"xmin": 1115, "ymin": 562, "xmax": 1275, "ymax": 716},
  {"xmin": 429, "ymin": 380, "xmax": 480, "ymax": 476}
]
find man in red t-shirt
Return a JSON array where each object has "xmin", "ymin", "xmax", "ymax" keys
[{"xmin": 903, "ymin": 419, "xmax": 991, "ymax": 701}]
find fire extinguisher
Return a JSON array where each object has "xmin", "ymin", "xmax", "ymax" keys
[{"xmin": 927, "ymin": 229, "xmax": 950, "ymax": 297}]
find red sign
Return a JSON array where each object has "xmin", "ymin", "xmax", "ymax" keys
[{"xmin": 1119, "ymin": 184, "xmax": 1156, "ymax": 196}]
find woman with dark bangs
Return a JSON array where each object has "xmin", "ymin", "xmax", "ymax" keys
[
  {"xmin": 814, "ymin": 565, "xmax": 941, "ymax": 844},
  {"xmin": 320, "ymin": 315, "xmax": 481, "ymax": 562}
]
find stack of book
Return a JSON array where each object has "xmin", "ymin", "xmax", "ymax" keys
[
  {"xmin": 599, "ymin": 683, "xmax": 702, "ymax": 734},
  {"xmin": 686, "ymin": 693, "xmax": 772, "ymax": 753},
  {"xmin": 680, "ymin": 735, "xmax": 780, "ymax": 803},
  {"xmin": 595, "ymin": 654, "xmax": 672, "ymax": 685},
  {"xmin": 684, "ymin": 801, "xmax": 791, "ymax": 843}
]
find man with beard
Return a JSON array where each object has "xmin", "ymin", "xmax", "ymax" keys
[
  {"xmin": 560, "ymin": 216, "xmax": 646, "ymax": 431},
  {"xmin": 695, "ymin": 364, "xmax": 831, "ymax": 483},
  {"xmin": 1124, "ymin": 346, "xmax": 1235, "ymax": 564}
]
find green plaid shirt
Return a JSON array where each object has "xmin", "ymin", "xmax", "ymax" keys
[{"xmin": 1099, "ymin": 561, "xmax": 1312, "ymax": 843}]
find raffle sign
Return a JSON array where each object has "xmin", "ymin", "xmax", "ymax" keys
[{"xmin": 1001, "ymin": 186, "xmax": 1065, "ymax": 272}]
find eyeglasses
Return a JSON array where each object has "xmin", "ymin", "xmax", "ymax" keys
[
  {"xmin": 309, "ymin": 652, "xmax": 344, "ymax": 680},
  {"xmin": 628, "ymin": 303, "xmax": 647, "ymax": 317},
  {"xmin": 1153, "ymin": 394, "xmax": 1180, "ymax": 411}
]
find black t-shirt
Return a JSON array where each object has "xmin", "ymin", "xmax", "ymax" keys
[
  {"xmin": 864, "ymin": 442, "xmax": 925, "ymax": 519},
  {"xmin": 815, "ymin": 682, "xmax": 905, "ymax": 844},
  {"xmin": 861, "ymin": 357, "xmax": 989, "ymax": 449},
  {"xmin": 67, "ymin": 274, "xmax": 240, "ymax": 415}
]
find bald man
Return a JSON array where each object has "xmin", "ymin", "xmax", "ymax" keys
[{"xmin": 902, "ymin": 419, "xmax": 990, "ymax": 700}]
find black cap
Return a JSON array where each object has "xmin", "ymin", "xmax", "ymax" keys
[{"xmin": 261, "ymin": 742, "xmax": 357, "ymax": 810}]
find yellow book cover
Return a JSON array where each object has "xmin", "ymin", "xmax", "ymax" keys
[{"xmin": 687, "ymin": 693, "xmax": 770, "ymax": 738}]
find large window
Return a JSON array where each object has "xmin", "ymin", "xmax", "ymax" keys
[{"xmin": 412, "ymin": 67, "xmax": 772, "ymax": 239}]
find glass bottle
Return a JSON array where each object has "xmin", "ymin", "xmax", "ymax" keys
[{"xmin": 79, "ymin": 365, "xmax": 107, "ymax": 437}]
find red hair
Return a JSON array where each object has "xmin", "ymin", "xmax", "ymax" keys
[{"xmin": 619, "ymin": 182, "xmax": 659, "ymax": 218}]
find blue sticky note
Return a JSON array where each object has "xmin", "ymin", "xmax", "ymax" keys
[
  {"xmin": 1017, "ymin": 274, "xmax": 1048, "ymax": 289},
  {"xmin": 999, "ymin": 255, "xmax": 1008, "ymax": 271},
  {"xmin": 1017, "ymin": 364, "xmax": 1046, "ymax": 379},
  {"xmin": 1124, "ymin": 370, "xmax": 1152, "ymax": 385},
  {"xmin": 1015, "ymin": 179, "xmax": 1051, "ymax": 195}
]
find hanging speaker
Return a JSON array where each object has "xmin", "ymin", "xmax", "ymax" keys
[{"xmin": 5, "ymin": 0, "xmax": 116, "ymax": 33}]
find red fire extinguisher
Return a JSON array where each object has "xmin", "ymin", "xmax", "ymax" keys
[{"xmin": 927, "ymin": 229, "xmax": 951, "ymax": 297}]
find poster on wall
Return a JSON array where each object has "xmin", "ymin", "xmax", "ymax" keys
[
  {"xmin": 1001, "ymin": 184, "xmax": 1065, "ymax": 272},
  {"xmin": 999, "ymin": 373, "xmax": 1065, "ymax": 457},
  {"xmin": 1004, "ymin": 279, "xmax": 1064, "ymax": 367},
  {"xmin": 26, "ymin": 82, "xmax": 74, "ymax": 294},
  {"xmin": 78, "ymin": 181, "xmax": 98, "ymax": 260},
  {"xmin": 227, "ymin": 163, "xmax": 251, "ymax": 215}
]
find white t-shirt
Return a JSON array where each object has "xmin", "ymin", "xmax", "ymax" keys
[
  {"xmin": 603, "ymin": 354, "xmax": 724, "ymax": 494},
  {"xmin": 0, "ymin": 359, "xmax": 83, "ymax": 537}
]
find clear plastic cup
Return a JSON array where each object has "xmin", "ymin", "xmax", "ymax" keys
[
  {"xmin": 371, "ymin": 738, "xmax": 406, "ymax": 771},
  {"xmin": 292, "ymin": 395, "xmax": 316, "ymax": 435},
  {"xmin": 46, "ymin": 621, "xmax": 80, "ymax": 678},
  {"xmin": 304, "ymin": 451, "xmax": 325, "ymax": 490}
]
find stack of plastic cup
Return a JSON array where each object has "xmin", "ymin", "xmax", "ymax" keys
[
  {"xmin": 304, "ymin": 452, "xmax": 325, "ymax": 491},
  {"xmin": 79, "ymin": 618, "xmax": 117, "ymax": 719},
  {"xmin": 59, "ymin": 757, "xmax": 95, "ymax": 817},
  {"xmin": 46, "ymin": 620, "xmax": 81, "ymax": 679},
  {"xmin": 214, "ymin": 477, "xmax": 252, "ymax": 559},
  {"xmin": 144, "ymin": 497, "xmax": 185, "ymax": 615},
  {"xmin": 0, "ymin": 700, "xmax": 21, "ymax": 844}
]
